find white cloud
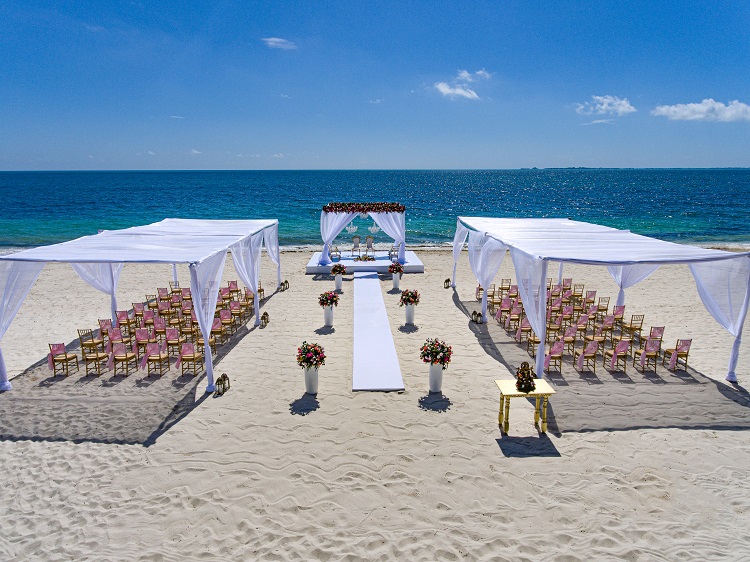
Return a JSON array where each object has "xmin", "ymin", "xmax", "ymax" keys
[
  {"xmin": 435, "ymin": 82, "xmax": 479, "ymax": 100},
  {"xmin": 576, "ymin": 95, "xmax": 636, "ymax": 116},
  {"xmin": 170, "ymin": 115, "xmax": 184, "ymax": 119},
  {"xmin": 651, "ymin": 98, "xmax": 750, "ymax": 121},
  {"xmin": 147, "ymin": 150, "xmax": 156, "ymax": 156},
  {"xmin": 456, "ymin": 69, "xmax": 491, "ymax": 82},
  {"xmin": 580, "ymin": 119, "xmax": 615, "ymax": 126},
  {"xmin": 190, "ymin": 149, "xmax": 201, "ymax": 155},
  {"xmin": 369, "ymin": 98, "xmax": 383, "ymax": 104},
  {"xmin": 280, "ymin": 94, "xmax": 290, "ymax": 99},
  {"xmin": 83, "ymin": 23, "xmax": 105, "ymax": 33},
  {"xmin": 262, "ymin": 37, "xmax": 297, "ymax": 50},
  {"xmin": 271, "ymin": 153, "xmax": 285, "ymax": 158},
  {"xmin": 435, "ymin": 69, "xmax": 490, "ymax": 100}
]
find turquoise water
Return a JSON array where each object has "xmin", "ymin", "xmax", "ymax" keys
[{"xmin": 1, "ymin": 169, "xmax": 749, "ymax": 250}]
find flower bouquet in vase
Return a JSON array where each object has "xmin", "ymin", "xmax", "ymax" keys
[
  {"xmin": 319, "ymin": 291, "xmax": 340, "ymax": 327},
  {"xmin": 297, "ymin": 341, "xmax": 325, "ymax": 394},
  {"xmin": 420, "ymin": 338, "xmax": 453, "ymax": 393},
  {"xmin": 388, "ymin": 262, "xmax": 404, "ymax": 290},
  {"xmin": 399, "ymin": 289, "xmax": 420, "ymax": 325},
  {"xmin": 331, "ymin": 263, "xmax": 347, "ymax": 292}
]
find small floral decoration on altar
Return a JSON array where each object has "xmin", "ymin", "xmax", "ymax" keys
[
  {"xmin": 297, "ymin": 341, "xmax": 326, "ymax": 369},
  {"xmin": 330, "ymin": 264, "xmax": 347, "ymax": 275},
  {"xmin": 399, "ymin": 289, "xmax": 420, "ymax": 306},
  {"xmin": 322, "ymin": 202, "xmax": 406, "ymax": 214},
  {"xmin": 319, "ymin": 291, "xmax": 340, "ymax": 307},
  {"xmin": 420, "ymin": 338, "xmax": 453, "ymax": 370},
  {"xmin": 388, "ymin": 262, "xmax": 404, "ymax": 275},
  {"xmin": 354, "ymin": 255, "xmax": 376, "ymax": 262}
]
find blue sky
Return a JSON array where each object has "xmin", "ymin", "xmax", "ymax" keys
[{"xmin": 1, "ymin": 1, "xmax": 749, "ymax": 170}]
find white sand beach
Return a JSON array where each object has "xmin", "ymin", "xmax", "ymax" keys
[{"xmin": 1, "ymin": 250, "xmax": 750, "ymax": 560}]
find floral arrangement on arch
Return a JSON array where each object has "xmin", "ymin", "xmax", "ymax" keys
[
  {"xmin": 297, "ymin": 341, "xmax": 326, "ymax": 369},
  {"xmin": 330, "ymin": 264, "xmax": 347, "ymax": 275},
  {"xmin": 319, "ymin": 291, "xmax": 340, "ymax": 307},
  {"xmin": 322, "ymin": 202, "xmax": 406, "ymax": 214},
  {"xmin": 399, "ymin": 289, "xmax": 420, "ymax": 306},
  {"xmin": 420, "ymin": 338, "xmax": 453, "ymax": 370},
  {"xmin": 388, "ymin": 262, "xmax": 404, "ymax": 275}
]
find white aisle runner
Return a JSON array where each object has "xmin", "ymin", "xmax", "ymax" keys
[{"xmin": 352, "ymin": 272, "xmax": 404, "ymax": 391}]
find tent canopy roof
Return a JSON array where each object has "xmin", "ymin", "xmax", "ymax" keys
[
  {"xmin": 459, "ymin": 217, "xmax": 749, "ymax": 266},
  {"xmin": 0, "ymin": 219, "xmax": 278, "ymax": 265}
]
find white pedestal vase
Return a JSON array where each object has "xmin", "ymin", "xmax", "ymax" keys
[
  {"xmin": 323, "ymin": 305, "xmax": 334, "ymax": 327},
  {"xmin": 392, "ymin": 274, "xmax": 400, "ymax": 290},
  {"xmin": 405, "ymin": 303, "xmax": 415, "ymax": 325},
  {"xmin": 304, "ymin": 367, "xmax": 319, "ymax": 394},
  {"xmin": 335, "ymin": 274, "xmax": 343, "ymax": 292},
  {"xmin": 429, "ymin": 363, "xmax": 443, "ymax": 393}
]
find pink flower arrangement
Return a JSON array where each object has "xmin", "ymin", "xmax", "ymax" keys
[
  {"xmin": 331, "ymin": 264, "xmax": 347, "ymax": 276},
  {"xmin": 399, "ymin": 289, "xmax": 420, "ymax": 306},
  {"xmin": 420, "ymin": 338, "xmax": 453, "ymax": 370},
  {"xmin": 319, "ymin": 291, "xmax": 340, "ymax": 307},
  {"xmin": 297, "ymin": 341, "xmax": 326, "ymax": 369},
  {"xmin": 388, "ymin": 262, "xmax": 404, "ymax": 275},
  {"xmin": 322, "ymin": 202, "xmax": 406, "ymax": 214}
]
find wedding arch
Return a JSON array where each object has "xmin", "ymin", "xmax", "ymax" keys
[{"xmin": 318, "ymin": 202, "xmax": 407, "ymax": 265}]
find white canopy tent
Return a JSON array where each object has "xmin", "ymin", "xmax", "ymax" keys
[
  {"xmin": 452, "ymin": 217, "xmax": 750, "ymax": 382},
  {"xmin": 0, "ymin": 218, "xmax": 281, "ymax": 393},
  {"xmin": 318, "ymin": 208, "xmax": 407, "ymax": 266}
]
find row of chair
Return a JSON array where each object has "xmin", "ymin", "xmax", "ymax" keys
[
  {"xmin": 330, "ymin": 236, "xmax": 401, "ymax": 261},
  {"xmin": 482, "ymin": 277, "xmax": 692, "ymax": 375},
  {"xmin": 49, "ymin": 279, "xmax": 262, "ymax": 378}
]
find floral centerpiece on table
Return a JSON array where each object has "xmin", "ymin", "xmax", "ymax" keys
[
  {"xmin": 331, "ymin": 264, "xmax": 347, "ymax": 275},
  {"xmin": 297, "ymin": 341, "xmax": 326, "ymax": 369},
  {"xmin": 420, "ymin": 338, "xmax": 453, "ymax": 370},
  {"xmin": 319, "ymin": 291, "xmax": 340, "ymax": 307},
  {"xmin": 388, "ymin": 262, "xmax": 404, "ymax": 275},
  {"xmin": 399, "ymin": 289, "xmax": 420, "ymax": 307}
]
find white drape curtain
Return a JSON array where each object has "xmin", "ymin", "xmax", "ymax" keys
[
  {"xmin": 451, "ymin": 220, "xmax": 470, "ymax": 288},
  {"xmin": 465, "ymin": 232, "xmax": 507, "ymax": 322},
  {"xmin": 318, "ymin": 212, "xmax": 358, "ymax": 265},
  {"xmin": 510, "ymin": 249, "xmax": 549, "ymax": 377},
  {"xmin": 263, "ymin": 222, "xmax": 282, "ymax": 287},
  {"xmin": 0, "ymin": 261, "xmax": 45, "ymax": 390},
  {"xmin": 690, "ymin": 257, "xmax": 750, "ymax": 382},
  {"xmin": 607, "ymin": 264, "xmax": 661, "ymax": 306},
  {"xmin": 71, "ymin": 262, "xmax": 124, "ymax": 321},
  {"xmin": 189, "ymin": 251, "xmax": 227, "ymax": 392},
  {"xmin": 231, "ymin": 233, "xmax": 265, "ymax": 325},
  {"xmin": 369, "ymin": 212, "xmax": 407, "ymax": 263}
]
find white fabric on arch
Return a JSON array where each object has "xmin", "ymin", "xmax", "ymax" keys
[
  {"xmin": 189, "ymin": 251, "xmax": 227, "ymax": 392},
  {"xmin": 607, "ymin": 264, "xmax": 661, "ymax": 306},
  {"xmin": 368, "ymin": 212, "xmax": 407, "ymax": 263},
  {"xmin": 690, "ymin": 257, "xmax": 750, "ymax": 382},
  {"xmin": 263, "ymin": 222, "xmax": 282, "ymax": 287},
  {"xmin": 0, "ymin": 261, "xmax": 45, "ymax": 390},
  {"xmin": 451, "ymin": 219, "xmax": 470, "ymax": 288},
  {"xmin": 71, "ymin": 262, "xmax": 124, "ymax": 322},
  {"xmin": 231, "ymin": 233, "xmax": 265, "ymax": 325},
  {"xmin": 510, "ymin": 249, "xmax": 548, "ymax": 377},
  {"xmin": 318, "ymin": 211, "xmax": 358, "ymax": 266}
]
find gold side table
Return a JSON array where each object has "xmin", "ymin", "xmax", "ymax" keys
[{"xmin": 495, "ymin": 379, "xmax": 556, "ymax": 434}]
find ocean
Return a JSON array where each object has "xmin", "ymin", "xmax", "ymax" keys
[{"xmin": 1, "ymin": 169, "xmax": 749, "ymax": 252}]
